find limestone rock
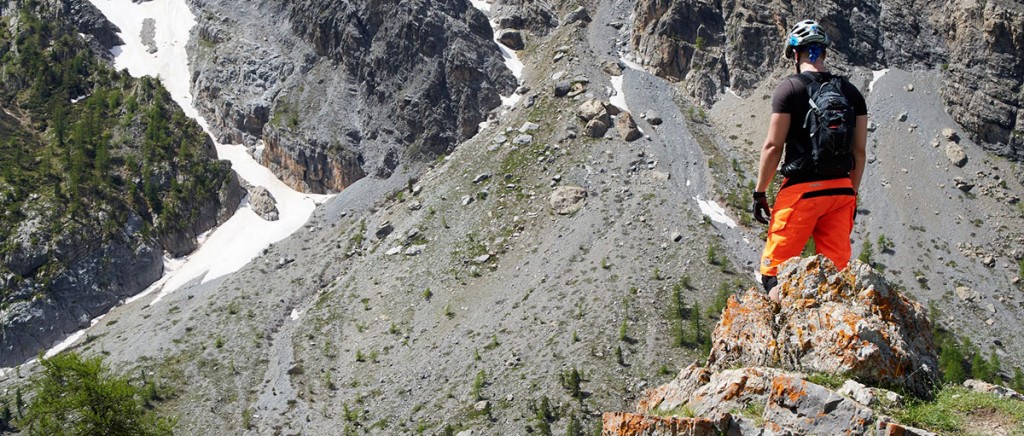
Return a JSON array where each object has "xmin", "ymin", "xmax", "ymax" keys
[
  {"xmin": 603, "ymin": 101, "xmax": 622, "ymax": 116},
  {"xmin": 945, "ymin": 142, "xmax": 968, "ymax": 167},
  {"xmin": 577, "ymin": 99, "xmax": 611, "ymax": 126},
  {"xmin": 602, "ymin": 60, "xmax": 624, "ymax": 76},
  {"xmin": 585, "ymin": 119, "xmax": 608, "ymax": 138},
  {"xmin": 248, "ymin": 186, "xmax": 280, "ymax": 221},
  {"xmin": 707, "ymin": 256, "xmax": 939, "ymax": 397},
  {"xmin": 763, "ymin": 375, "xmax": 873, "ymax": 435},
  {"xmin": 550, "ymin": 186, "xmax": 587, "ymax": 215},
  {"xmin": 563, "ymin": 7, "xmax": 591, "ymax": 25},
  {"xmin": 837, "ymin": 379, "xmax": 877, "ymax": 406},
  {"xmin": 602, "ymin": 412, "xmax": 721, "ymax": 436},
  {"xmin": 140, "ymin": 18, "xmax": 158, "ymax": 54},
  {"xmin": 955, "ymin": 285, "xmax": 979, "ymax": 302},
  {"xmin": 942, "ymin": 128, "xmax": 959, "ymax": 142},
  {"xmin": 616, "ymin": 111, "xmax": 643, "ymax": 141},
  {"xmin": 964, "ymin": 379, "xmax": 1024, "ymax": 401},
  {"xmin": 877, "ymin": 421, "xmax": 938, "ymax": 436}
]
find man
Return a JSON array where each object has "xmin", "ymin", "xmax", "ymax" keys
[{"xmin": 752, "ymin": 20, "xmax": 868, "ymax": 296}]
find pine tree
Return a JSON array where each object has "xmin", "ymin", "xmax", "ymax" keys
[
  {"xmin": 938, "ymin": 339, "xmax": 966, "ymax": 384},
  {"xmin": 690, "ymin": 302, "xmax": 703, "ymax": 347}
]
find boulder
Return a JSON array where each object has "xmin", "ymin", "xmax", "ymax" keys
[
  {"xmin": 248, "ymin": 186, "xmax": 280, "ymax": 221},
  {"xmin": 877, "ymin": 421, "xmax": 939, "ymax": 436},
  {"xmin": 946, "ymin": 142, "xmax": 968, "ymax": 167},
  {"xmin": 584, "ymin": 119, "xmax": 608, "ymax": 138},
  {"xmin": 763, "ymin": 375, "xmax": 874, "ymax": 435},
  {"xmin": 563, "ymin": 7, "xmax": 591, "ymax": 25},
  {"xmin": 577, "ymin": 99, "xmax": 610, "ymax": 125},
  {"xmin": 554, "ymin": 81, "xmax": 571, "ymax": 97},
  {"xmin": 964, "ymin": 379, "xmax": 1024, "ymax": 401},
  {"xmin": 495, "ymin": 15, "xmax": 523, "ymax": 29},
  {"xmin": 707, "ymin": 256, "xmax": 939, "ymax": 397},
  {"xmin": 497, "ymin": 30, "xmax": 524, "ymax": 50},
  {"xmin": 602, "ymin": 60, "xmax": 624, "ymax": 76},
  {"xmin": 942, "ymin": 128, "xmax": 960, "ymax": 142},
  {"xmin": 644, "ymin": 111, "xmax": 663, "ymax": 125},
  {"xmin": 375, "ymin": 221, "xmax": 394, "ymax": 239},
  {"xmin": 550, "ymin": 186, "xmax": 587, "ymax": 215},
  {"xmin": 616, "ymin": 111, "xmax": 643, "ymax": 141}
]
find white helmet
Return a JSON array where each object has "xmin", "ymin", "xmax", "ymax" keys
[{"xmin": 785, "ymin": 20, "xmax": 830, "ymax": 57}]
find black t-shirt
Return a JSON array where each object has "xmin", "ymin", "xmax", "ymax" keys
[{"xmin": 771, "ymin": 72, "xmax": 867, "ymax": 182}]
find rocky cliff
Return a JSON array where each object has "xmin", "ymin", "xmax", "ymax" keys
[
  {"xmin": 630, "ymin": 0, "xmax": 1023, "ymax": 160},
  {"xmin": 0, "ymin": 1, "xmax": 242, "ymax": 366},
  {"xmin": 187, "ymin": 0, "xmax": 517, "ymax": 193}
]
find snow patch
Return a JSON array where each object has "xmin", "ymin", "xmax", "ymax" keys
[
  {"xmin": 79, "ymin": 0, "xmax": 330, "ymax": 303},
  {"xmin": 468, "ymin": 0, "xmax": 491, "ymax": 12},
  {"xmin": 609, "ymin": 75, "xmax": 629, "ymax": 112},
  {"xmin": 869, "ymin": 69, "xmax": 889, "ymax": 92},
  {"xmin": 469, "ymin": 1, "xmax": 523, "ymax": 106},
  {"xmin": 44, "ymin": 314, "xmax": 107, "ymax": 359},
  {"xmin": 618, "ymin": 56, "xmax": 646, "ymax": 72},
  {"xmin": 694, "ymin": 197, "xmax": 737, "ymax": 228}
]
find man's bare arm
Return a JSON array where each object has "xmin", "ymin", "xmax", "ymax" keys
[
  {"xmin": 850, "ymin": 115, "xmax": 868, "ymax": 192},
  {"xmin": 756, "ymin": 113, "xmax": 791, "ymax": 193}
]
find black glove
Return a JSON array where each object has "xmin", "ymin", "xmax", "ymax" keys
[{"xmin": 752, "ymin": 191, "xmax": 771, "ymax": 224}]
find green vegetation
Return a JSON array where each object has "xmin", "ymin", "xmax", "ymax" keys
[
  {"xmin": 0, "ymin": 2, "xmax": 234, "ymax": 300},
  {"xmin": 560, "ymin": 367, "xmax": 583, "ymax": 402},
  {"xmin": 893, "ymin": 385, "xmax": 1024, "ymax": 434},
  {"xmin": 858, "ymin": 239, "xmax": 874, "ymax": 265},
  {"xmin": 931, "ymin": 303, "xmax": 1018, "ymax": 387},
  {"xmin": 471, "ymin": 370, "xmax": 486, "ymax": 401},
  {"xmin": 16, "ymin": 352, "xmax": 174, "ymax": 435}
]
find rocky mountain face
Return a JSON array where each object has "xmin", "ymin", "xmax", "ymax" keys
[
  {"xmin": 630, "ymin": 0, "xmax": 1023, "ymax": 161},
  {"xmin": 4, "ymin": 0, "xmax": 1024, "ymax": 434},
  {"xmin": 0, "ymin": 1, "xmax": 242, "ymax": 366},
  {"xmin": 187, "ymin": 0, "xmax": 517, "ymax": 193}
]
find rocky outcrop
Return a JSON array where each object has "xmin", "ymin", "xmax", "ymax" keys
[
  {"xmin": 630, "ymin": 0, "xmax": 1024, "ymax": 160},
  {"xmin": 603, "ymin": 255, "xmax": 940, "ymax": 435},
  {"xmin": 46, "ymin": 0, "xmax": 124, "ymax": 54},
  {"xmin": 492, "ymin": 0, "xmax": 558, "ymax": 35},
  {"xmin": 188, "ymin": 0, "xmax": 517, "ymax": 193},
  {"xmin": 709, "ymin": 256, "xmax": 939, "ymax": 397}
]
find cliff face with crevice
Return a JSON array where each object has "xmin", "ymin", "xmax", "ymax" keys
[
  {"xmin": 188, "ymin": 0, "xmax": 517, "ymax": 192},
  {"xmin": 630, "ymin": 0, "xmax": 1023, "ymax": 160}
]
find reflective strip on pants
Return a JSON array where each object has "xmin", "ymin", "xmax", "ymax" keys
[{"xmin": 759, "ymin": 178, "xmax": 856, "ymax": 277}]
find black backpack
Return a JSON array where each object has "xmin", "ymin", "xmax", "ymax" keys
[{"xmin": 792, "ymin": 73, "xmax": 856, "ymax": 177}]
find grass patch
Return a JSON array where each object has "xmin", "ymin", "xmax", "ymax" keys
[
  {"xmin": 892, "ymin": 385, "xmax": 1024, "ymax": 434},
  {"xmin": 805, "ymin": 372, "xmax": 848, "ymax": 390}
]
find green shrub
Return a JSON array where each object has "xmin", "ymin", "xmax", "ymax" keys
[{"xmin": 19, "ymin": 352, "xmax": 174, "ymax": 435}]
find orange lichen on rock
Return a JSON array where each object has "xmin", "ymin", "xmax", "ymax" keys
[{"xmin": 601, "ymin": 412, "xmax": 721, "ymax": 436}]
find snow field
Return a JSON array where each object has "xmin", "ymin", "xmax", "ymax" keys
[{"xmin": 82, "ymin": 0, "xmax": 330, "ymax": 304}]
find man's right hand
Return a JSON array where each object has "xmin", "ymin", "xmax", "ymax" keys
[{"xmin": 752, "ymin": 191, "xmax": 771, "ymax": 224}]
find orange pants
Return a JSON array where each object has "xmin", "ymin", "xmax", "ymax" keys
[{"xmin": 759, "ymin": 178, "xmax": 857, "ymax": 277}]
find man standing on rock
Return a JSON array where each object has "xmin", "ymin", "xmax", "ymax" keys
[{"xmin": 752, "ymin": 20, "xmax": 868, "ymax": 297}]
